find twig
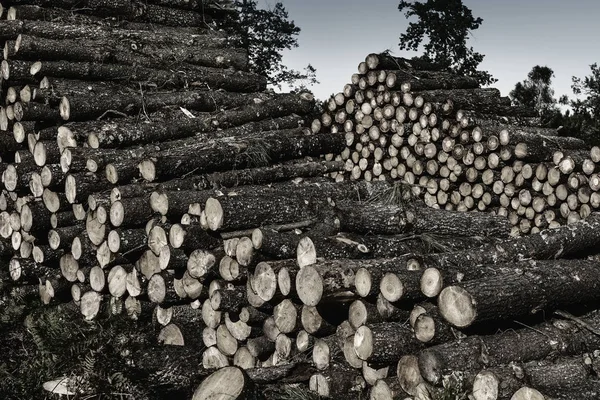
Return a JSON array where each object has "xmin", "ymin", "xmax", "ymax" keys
[
  {"xmin": 96, "ymin": 109, "xmax": 128, "ymax": 120},
  {"xmin": 555, "ymin": 310, "xmax": 600, "ymax": 337},
  {"xmin": 220, "ymin": 219, "xmax": 316, "ymax": 240}
]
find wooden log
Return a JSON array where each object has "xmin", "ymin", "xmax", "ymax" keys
[
  {"xmin": 308, "ymin": 363, "xmax": 366, "ymax": 398},
  {"xmin": 296, "ymin": 257, "xmax": 424, "ymax": 306},
  {"xmin": 7, "ymin": 59, "xmax": 265, "ymax": 92},
  {"xmin": 353, "ymin": 322, "xmax": 423, "ymax": 364},
  {"xmin": 385, "ymin": 69, "xmax": 480, "ymax": 91},
  {"xmin": 333, "ymin": 201, "xmax": 408, "ymax": 235},
  {"xmin": 244, "ymin": 363, "xmax": 315, "ymax": 384},
  {"xmin": 418, "ymin": 213, "xmax": 600, "ymax": 293},
  {"xmin": 416, "ymin": 88, "xmax": 535, "ymax": 117},
  {"xmin": 438, "ymin": 259, "xmax": 600, "ymax": 328},
  {"xmin": 192, "ymin": 366, "xmax": 253, "ymax": 400},
  {"xmin": 139, "ymin": 132, "xmax": 344, "ymax": 183},
  {"xmin": 0, "ymin": 19, "xmax": 231, "ymax": 48},
  {"xmin": 471, "ymin": 355, "xmax": 596, "ymax": 400},
  {"xmin": 14, "ymin": 33, "xmax": 248, "ymax": 70},
  {"xmin": 204, "ymin": 180, "xmax": 388, "ymax": 232},
  {"xmin": 405, "ymin": 204, "xmax": 512, "ymax": 238},
  {"xmin": 418, "ymin": 310, "xmax": 600, "ymax": 385}
]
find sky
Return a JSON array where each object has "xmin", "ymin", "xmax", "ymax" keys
[{"xmin": 266, "ymin": 0, "xmax": 600, "ymax": 104}]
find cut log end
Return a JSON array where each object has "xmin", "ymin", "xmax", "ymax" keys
[
  {"xmin": 353, "ymin": 325, "xmax": 373, "ymax": 361},
  {"xmin": 438, "ymin": 285, "xmax": 476, "ymax": 328},
  {"xmin": 421, "ymin": 268, "xmax": 443, "ymax": 298},
  {"xmin": 510, "ymin": 387, "xmax": 545, "ymax": 400},
  {"xmin": 472, "ymin": 370, "xmax": 499, "ymax": 400},
  {"xmin": 355, "ymin": 267, "xmax": 372, "ymax": 298},
  {"xmin": 192, "ymin": 366, "xmax": 247, "ymax": 400},
  {"xmin": 296, "ymin": 265, "xmax": 323, "ymax": 306},
  {"xmin": 297, "ymin": 236, "xmax": 317, "ymax": 268},
  {"xmin": 380, "ymin": 272, "xmax": 403, "ymax": 302},
  {"xmin": 205, "ymin": 197, "xmax": 224, "ymax": 231}
]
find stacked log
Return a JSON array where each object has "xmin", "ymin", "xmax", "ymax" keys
[
  {"xmin": 314, "ymin": 52, "xmax": 600, "ymax": 236},
  {"xmin": 2, "ymin": 3, "xmax": 600, "ymax": 400}
]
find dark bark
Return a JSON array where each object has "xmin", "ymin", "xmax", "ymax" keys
[
  {"xmin": 109, "ymin": 197, "xmax": 155, "ymax": 228},
  {"xmin": 5, "ymin": 0, "xmax": 214, "ymax": 27},
  {"xmin": 420, "ymin": 214, "xmax": 600, "ymax": 275},
  {"xmin": 388, "ymin": 69, "xmax": 480, "ymax": 91},
  {"xmin": 140, "ymin": 130, "xmax": 342, "ymax": 182},
  {"xmin": 8, "ymin": 59, "xmax": 265, "ymax": 92},
  {"xmin": 418, "ymin": 310, "xmax": 600, "ymax": 385},
  {"xmin": 54, "ymin": 86, "xmax": 274, "ymax": 122},
  {"xmin": 192, "ymin": 160, "xmax": 344, "ymax": 191},
  {"xmin": 83, "ymin": 111, "xmax": 304, "ymax": 149},
  {"xmin": 204, "ymin": 179, "xmax": 383, "ymax": 232},
  {"xmin": 0, "ymin": 19, "xmax": 231, "ymax": 48},
  {"xmin": 334, "ymin": 201, "xmax": 408, "ymax": 235},
  {"xmin": 406, "ymin": 205, "xmax": 512, "ymax": 238},
  {"xmin": 64, "ymin": 172, "xmax": 113, "ymax": 204},
  {"xmin": 438, "ymin": 259, "xmax": 600, "ymax": 328},
  {"xmin": 246, "ymin": 363, "xmax": 316, "ymax": 384},
  {"xmin": 15, "ymin": 34, "xmax": 248, "ymax": 70},
  {"xmin": 416, "ymin": 88, "xmax": 536, "ymax": 117},
  {"xmin": 353, "ymin": 322, "xmax": 423, "ymax": 364}
]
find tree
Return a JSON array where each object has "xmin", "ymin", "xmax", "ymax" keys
[
  {"xmin": 560, "ymin": 63, "xmax": 600, "ymax": 144},
  {"xmin": 219, "ymin": 1, "xmax": 318, "ymax": 90},
  {"xmin": 397, "ymin": 0, "xmax": 496, "ymax": 86},
  {"xmin": 509, "ymin": 65, "xmax": 563, "ymax": 127}
]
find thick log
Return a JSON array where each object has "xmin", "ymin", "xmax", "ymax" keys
[
  {"xmin": 192, "ymin": 366, "xmax": 253, "ymax": 400},
  {"xmin": 0, "ymin": 20, "xmax": 231, "ymax": 48},
  {"xmin": 386, "ymin": 69, "xmax": 480, "ymax": 91},
  {"xmin": 438, "ymin": 259, "xmax": 600, "ymax": 328},
  {"xmin": 471, "ymin": 355, "xmax": 597, "ymax": 400},
  {"xmin": 418, "ymin": 310, "xmax": 600, "ymax": 385},
  {"xmin": 56, "ymin": 87, "xmax": 275, "ymax": 121},
  {"xmin": 333, "ymin": 201, "xmax": 408, "ymax": 235},
  {"xmin": 406, "ymin": 204, "xmax": 512, "ymax": 238},
  {"xmin": 308, "ymin": 363, "xmax": 367, "ymax": 398},
  {"xmin": 14, "ymin": 34, "xmax": 248, "ymax": 70},
  {"xmin": 139, "ymin": 132, "xmax": 344, "ymax": 183},
  {"xmin": 5, "ymin": 0, "xmax": 215, "ymax": 26},
  {"xmin": 7, "ymin": 59, "xmax": 265, "ymax": 92},
  {"xmin": 203, "ymin": 179, "xmax": 387, "ymax": 232},
  {"xmin": 419, "ymin": 214, "xmax": 600, "ymax": 285},
  {"xmin": 353, "ymin": 322, "xmax": 423, "ymax": 364},
  {"xmin": 416, "ymin": 88, "xmax": 535, "ymax": 117}
]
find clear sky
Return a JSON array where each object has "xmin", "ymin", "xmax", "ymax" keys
[{"xmin": 268, "ymin": 0, "xmax": 599, "ymax": 104}]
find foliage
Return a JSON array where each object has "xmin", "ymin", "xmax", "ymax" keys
[
  {"xmin": 398, "ymin": 0, "xmax": 496, "ymax": 86},
  {"xmin": 509, "ymin": 65, "xmax": 563, "ymax": 128},
  {"xmin": 0, "ymin": 292, "xmax": 154, "ymax": 399},
  {"xmin": 555, "ymin": 63, "xmax": 600, "ymax": 144},
  {"xmin": 219, "ymin": 1, "xmax": 318, "ymax": 90}
]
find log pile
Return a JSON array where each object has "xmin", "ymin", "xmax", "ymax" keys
[
  {"xmin": 2, "ymin": 3, "xmax": 600, "ymax": 400},
  {"xmin": 314, "ymin": 53, "xmax": 600, "ymax": 236}
]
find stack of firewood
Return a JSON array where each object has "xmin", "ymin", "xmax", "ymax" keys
[
  {"xmin": 2, "ymin": 2, "xmax": 600, "ymax": 400},
  {"xmin": 314, "ymin": 53, "xmax": 600, "ymax": 236}
]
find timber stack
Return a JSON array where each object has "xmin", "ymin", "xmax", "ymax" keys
[
  {"xmin": 315, "ymin": 53, "xmax": 600, "ymax": 236},
  {"xmin": 1, "ymin": 1, "xmax": 600, "ymax": 399}
]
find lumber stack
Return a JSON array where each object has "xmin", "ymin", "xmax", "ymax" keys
[
  {"xmin": 315, "ymin": 53, "xmax": 600, "ymax": 236},
  {"xmin": 1, "ymin": 3, "xmax": 600, "ymax": 400}
]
